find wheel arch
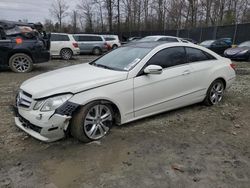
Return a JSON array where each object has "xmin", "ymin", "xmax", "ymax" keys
[
  {"xmin": 72, "ymin": 99, "xmax": 122, "ymax": 125},
  {"xmin": 60, "ymin": 47, "xmax": 73, "ymax": 54},
  {"xmin": 8, "ymin": 50, "xmax": 34, "ymax": 65}
]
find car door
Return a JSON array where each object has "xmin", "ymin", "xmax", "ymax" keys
[
  {"xmin": 50, "ymin": 34, "xmax": 61, "ymax": 56},
  {"xmin": 133, "ymin": 47, "xmax": 194, "ymax": 118},
  {"xmin": 76, "ymin": 35, "xmax": 91, "ymax": 53},
  {"xmin": 185, "ymin": 47, "xmax": 217, "ymax": 97},
  {"xmin": 0, "ymin": 38, "xmax": 12, "ymax": 67}
]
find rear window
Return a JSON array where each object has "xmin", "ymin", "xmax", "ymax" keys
[
  {"xmin": 74, "ymin": 35, "xmax": 103, "ymax": 42},
  {"xmin": 51, "ymin": 34, "xmax": 69, "ymax": 41},
  {"xmin": 158, "ymin": 37, "xmax": 178, "ymax": 42}
]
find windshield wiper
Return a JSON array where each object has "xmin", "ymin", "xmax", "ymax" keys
[{"xmin": 91, "ymin": 62, "xmax": 116, "ymax": 70}]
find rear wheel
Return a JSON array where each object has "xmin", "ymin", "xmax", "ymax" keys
[
  {"xmin": 9, "ymin": 53, "xmax": 33, "ymax": 73},
  {"xmin": 112, "ymin": 44, "xmax": 118, "ymax": 49},
  {"xmin": 70, "ymin": 102, "xmax": 114, "ymax": 143},
  {"xmin": 92, "ymin": 47, "xmax": 102, "ymax": 55},
  {"xmin": 204, "ymin": 79, "xmax": 225, "ymax": 106},
  {"xmin": 60, "ymin": 48, "xmax": 73, "ymax": 60}
]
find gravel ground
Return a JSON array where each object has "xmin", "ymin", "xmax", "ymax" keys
[{"xmin": 0, "ymin": 56, "xmax": 250, "ymax": 188}]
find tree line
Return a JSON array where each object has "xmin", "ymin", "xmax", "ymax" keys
[{"xmin": 45, "ymin": 0, "xmax": 250, "ymax": 34}]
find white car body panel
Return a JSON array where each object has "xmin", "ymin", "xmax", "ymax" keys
[
  {"xmin": 20, "ymin": 63, "xmax": 128, "ymax": 99},
  {"xmin": 15, "ymin": 42, "xmax": 236, "ymax": 142}
]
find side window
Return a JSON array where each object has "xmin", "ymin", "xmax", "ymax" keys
[
  {"xmin": 50, "ymin": 34, "xmax": 69, "ymax": 41},
  {"xmin": 50, "ymin": 34, "xmax": 57, "ymax": 41},
  {"xmin": 78, "ymin": 36, "xmax": 89, "ymax": 41},
  {"xmin": 104, "ymin": 37, "xmax": 115, "ymax": 41},
  {"xmin": 186, "ymin": 47, "xmax": 215, "ymax": 62},
  {"xmin": 147, "ymin": 47, "xmax": 187, "ymax": 68},
  {"xmin": 58, "ymin": 35, "xmax": 70, "ymax": 41},
  {"xmin": 90, "ymin": 36, "xmax": 103, "ymax": 41}
]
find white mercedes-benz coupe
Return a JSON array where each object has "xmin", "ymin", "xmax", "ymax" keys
[{"xmin": 14, "ymin": 42, "xmax": 236, "ymax": 142}]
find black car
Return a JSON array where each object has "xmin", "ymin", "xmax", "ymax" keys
[
  {"xmin": 200, "ymin": 39, "xmax": 231, "ymax": 55},
  {"xmin": 0, "ymin": 20, "xmax": 50, "ymax": 73},
  {"xmin": 224, "ymin": 41, "xmax": 250, "ymax": 61}
]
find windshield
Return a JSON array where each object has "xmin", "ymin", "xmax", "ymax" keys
[
  {"xmin": 200, "ymin": 40, "xmax": 215, "ymax": 46},
  {"xmin": 139, "ymin": 36, "xmax": 158, "ymax": 42},
  {"xmin": 238, "ymin": 41, "xmax": 250, "ymax": 47},
  {"xmin": 90, "ymin": 47, "xmax": 151, "ymax": 71}
]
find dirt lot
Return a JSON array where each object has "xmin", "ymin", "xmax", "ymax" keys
[{"xmin": 0, "ymin": 56, "xmax": 250, "ymax": 188}]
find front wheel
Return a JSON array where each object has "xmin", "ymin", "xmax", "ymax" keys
[
  {"xmin": 70, "ymin": 102, "xmax": 114, "ymax": 143},
  {"xmin": 9, "ymin": 53, "xmax": 33, "ymax": 73},
  {"xmin": 204, "ymin": 79, "xmax": 225, "ymax": 106},
  {"xmin": 92, "ymin": 47, "xmax": 102, "ymax": 55}
]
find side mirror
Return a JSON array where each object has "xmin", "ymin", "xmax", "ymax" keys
[{"xmin": 144, "ymin": 65, "xmax": 163, "ymax": 75}]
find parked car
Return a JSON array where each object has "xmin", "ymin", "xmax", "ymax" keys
[
  {"xmin": 138, "ymin": 35, "xmax": 186, "ymax": 43},
  {"xmin": 50, "ymin": 33, "xmax": 80, "ymax": 60},
  {"xmin": 127, "ymin": 36, "xmax": 142, "ymax": 42},
  {"xmin": 200, "ymin": 40, "xmax": 231, "ymax": 55},
  {"xmin": 14, "ymin": 42, "xmax": 236, "ymax": 142},
  {"xmin": 224, "ymin": 41, "xmax": 250, "ymax": 61},
  {"xmin": 102, "ymin": 35, "xmax": 121, "ymax": 49},
  {"xmin": 121, "ymin": 36, "xmax": 142, "ymax": 45},
  {"xmin": 73, "ymin": 34, "xmax": 109, "ymax": 55},
  {"xmin": 218, "ymin": 38, "xmax": 233, "ymax": 46},
  {"xmin": 182, "ymin": 38, "xmax": 198, "ymax": 44},
  {"xmin": 0, "ymin": 20, "xmax": 50, "ymax": 73}
]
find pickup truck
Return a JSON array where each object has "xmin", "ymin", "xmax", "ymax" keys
[{"xmin": 0, "ymin": 20, "xmax": 50, "ymax": 73}]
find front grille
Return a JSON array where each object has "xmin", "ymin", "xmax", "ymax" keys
[
  {"xmin": 16, "ymin": 90, "xmax": 33, "ymax": 108},
  {"xmin": 17, "ymin": 113, "xmax": 42, "ymax": 133}
]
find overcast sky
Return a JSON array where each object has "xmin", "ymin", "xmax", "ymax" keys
[{"xmin": 0, "ymin": 0, "xmax": 77, "ymax": 23}]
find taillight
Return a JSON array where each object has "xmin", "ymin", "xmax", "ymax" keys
[
  {"xmin": 104, "ymin": 42, "xmax": 111, "ymax": 50},
  {"xmin": 73, "ymin": 42, "xmax": 78, "ymax": 48},
  {"xmin": 230, "ymin": 63, "xmax": 236, "ymax": 70},
  {"xmin": 15, "ymin": 38, "xmax": 23, "ymax": 44}
]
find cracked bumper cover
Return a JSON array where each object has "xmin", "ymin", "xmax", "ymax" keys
[{"xmin": 14, "ymin": 101, "xmax": 79, "ymax": 142}]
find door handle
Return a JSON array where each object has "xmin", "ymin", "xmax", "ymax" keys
[{"xmin": 182, "ymin": 70, "xmax": 191, "ymax": 75}]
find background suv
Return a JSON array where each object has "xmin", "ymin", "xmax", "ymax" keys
[
  {"xmin": 0, "ymin": 20, "xmax": 50, "ymax": 73},
  {"xmin": 50, "ymin": 33, "xmax": 80, "ymax": 60},
  {"xmin": 103, "ymin": 35, "xmax": 121, "ymax": 49},
  {"xmin": 73, "ymin": 34, "xmax": 109, "ymax": 55}
]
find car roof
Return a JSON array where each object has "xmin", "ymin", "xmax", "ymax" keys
[
  {"xmin": 123, "ymin": 41, "xmax": 168, "ymax": 48},
  {"xmin": 143, "ymin": 35, "xmax": 179, "ymax": 39},
  {"xmin": 122, "ymin": 41, "xmax": 222, "ymax": 58},
  {"xmin": 74, "ymin": 34, "xmax": 103, "ymax": 37},
  {"xmin": 51, "ymin": 32, "xmax": 72, "ymax": 35}
]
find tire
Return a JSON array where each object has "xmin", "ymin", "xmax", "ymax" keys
[
  {"xmin": 60, "ymin": 48, "xmax": 73, "ymax": 60},
  {"xmin": 70, "ymin": 101, "xmax": 114, "ymax": 143},
  {"xmin": 203, "ymin": 79, "xmax": 225, "ymax": 106},
  {"xmin": 112, "ymin": 44, "xmax": 118, "ymax": 49},
  {"xmin": 92, "ymin": 47, "xmax": 102, "ymax": 55},
  {"xmin": 9, "ymin": 53, "xmax": 33, "ymax": 73}
]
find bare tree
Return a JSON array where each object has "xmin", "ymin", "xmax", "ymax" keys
[
  {"xmin": 77, "ymin": 0, "xmax": 94, "ymax": 32},
  {"xmin": 49, "ymin": 0, "xmax": 69, "ymax": 31}
]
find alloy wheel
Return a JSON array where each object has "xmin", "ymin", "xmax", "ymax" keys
[
  {"xmin": 83, "ymin": 104, "xmax": 112, "ymax": 140},
  {"xmin": 12, "ymin": 56, "xmax": 31, "ymax": 72},
  {"xmin": 209, "ymin": 82, "xmax": 224, "ymax": 104},
  {"xmin": 61, "ymin": 49, "xmax": 72, "ymax": 60}
]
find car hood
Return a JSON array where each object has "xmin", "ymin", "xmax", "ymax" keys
[
  {"xmin": 225, "ymin": 46, "xmax": 250, "ymax": 55},
  {"xmin": 21, "ymin": 63, "xmax": 128, "ymax": 99}
]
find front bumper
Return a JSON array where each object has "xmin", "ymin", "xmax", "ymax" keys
[{"xmin": 14, "ymin": 106, "xmax": 71, "ymax": 142}]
